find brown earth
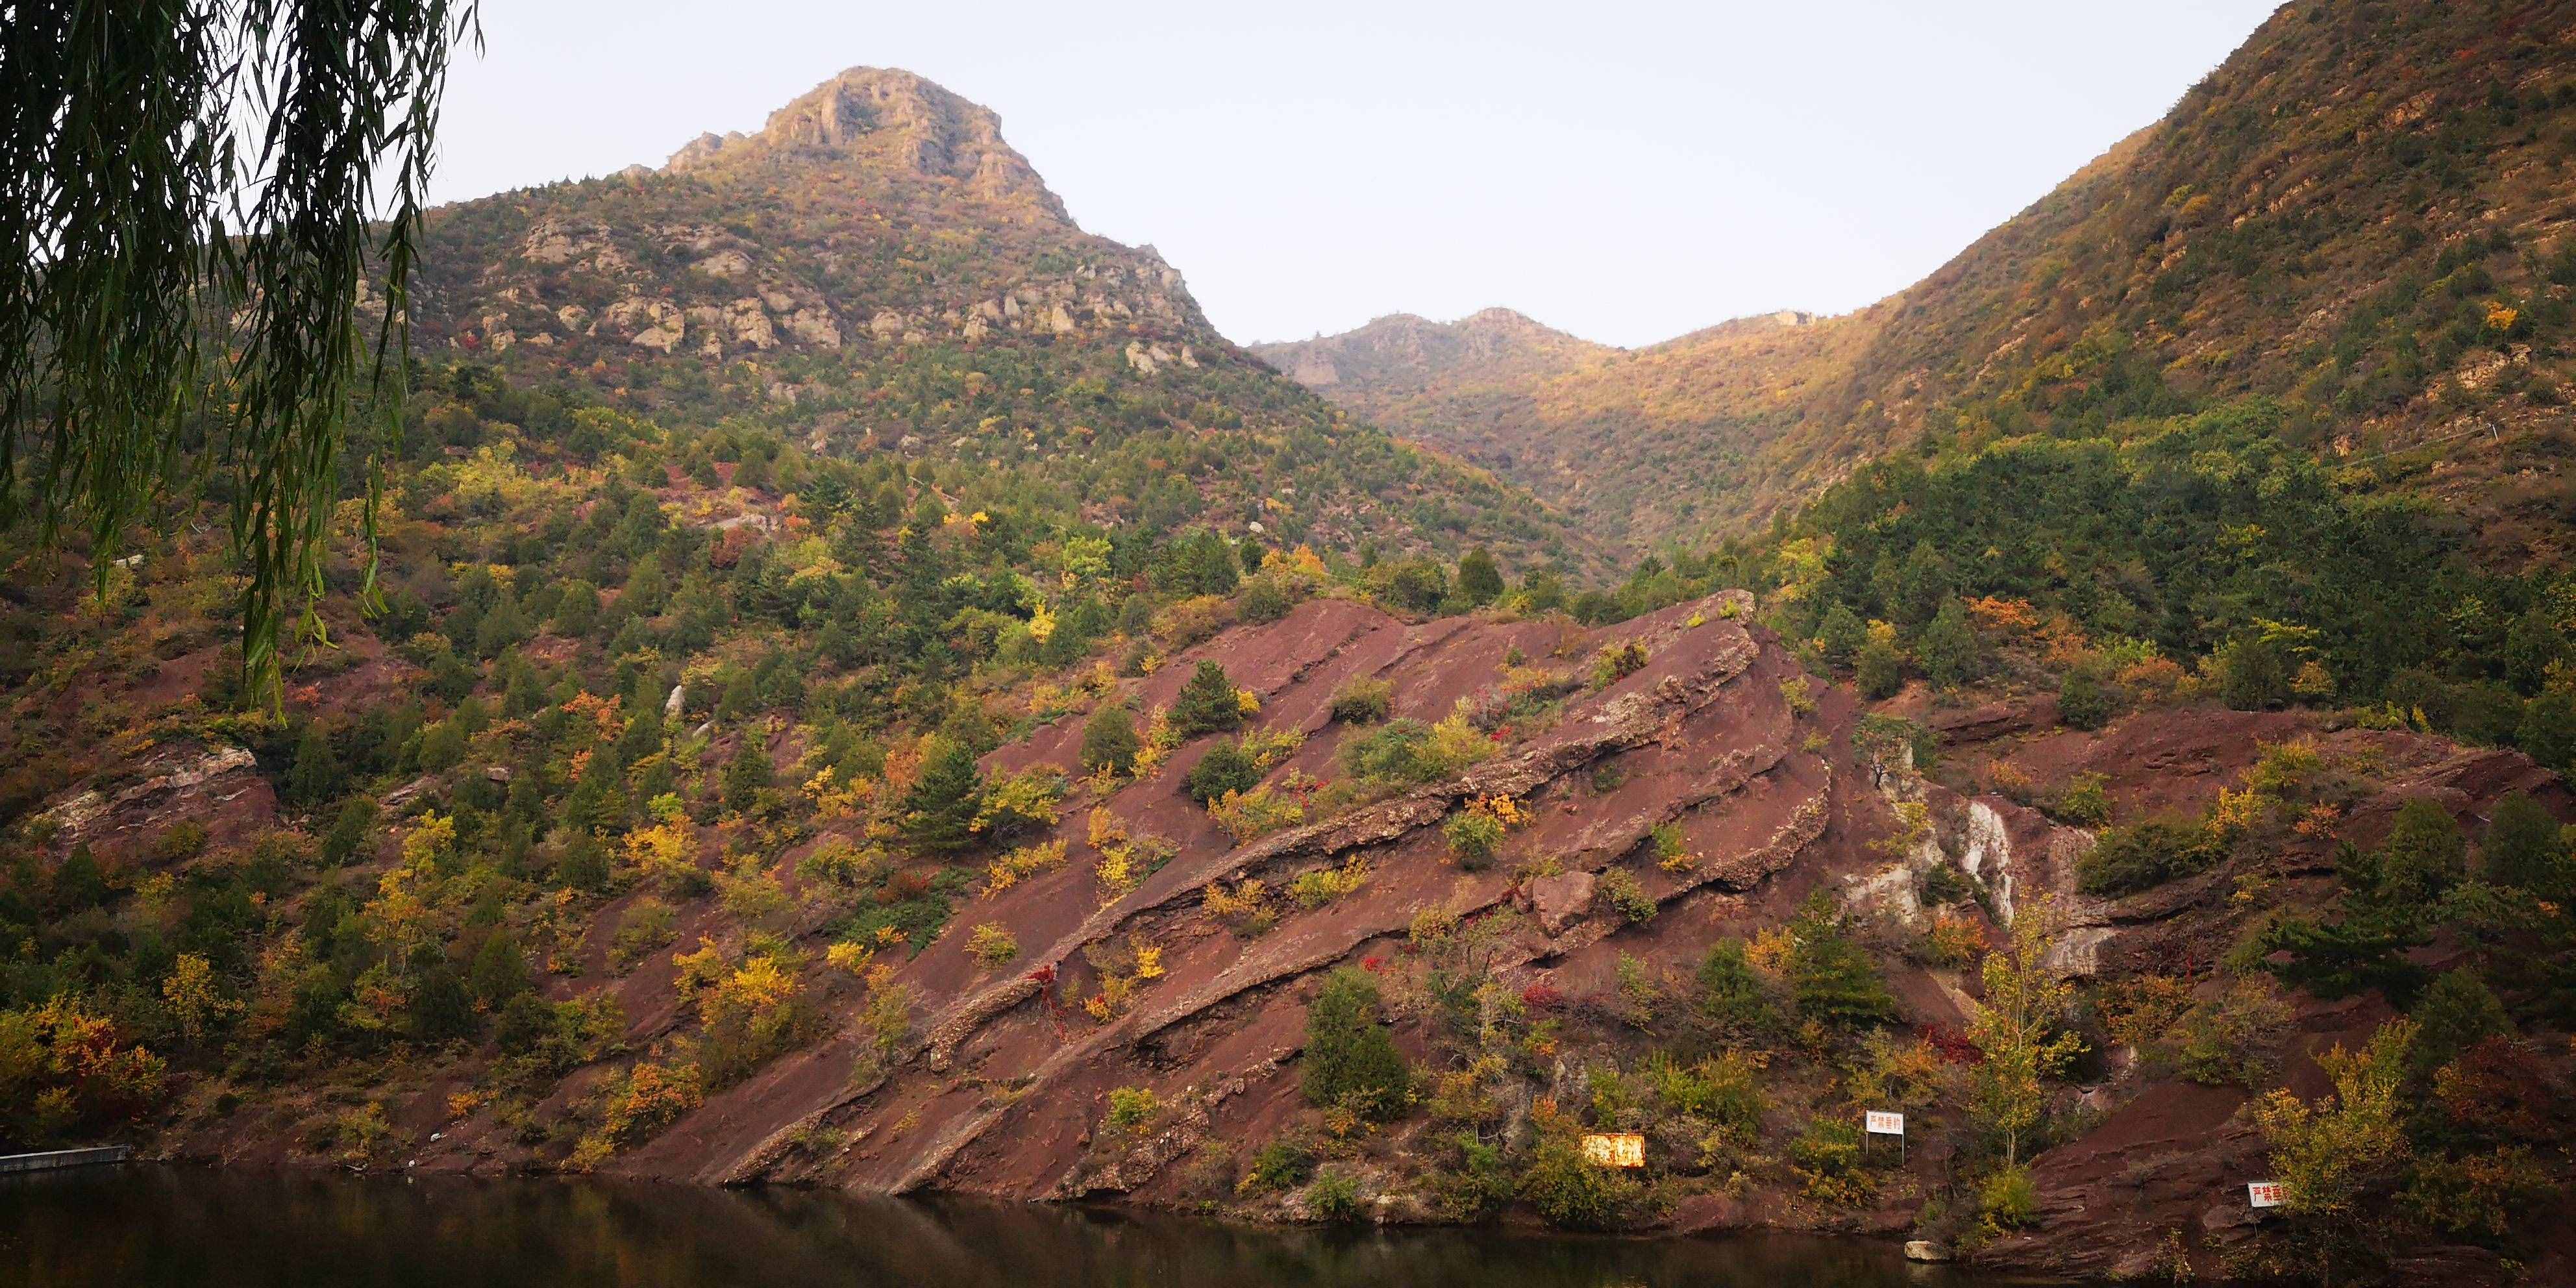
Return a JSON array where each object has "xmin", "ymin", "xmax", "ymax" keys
[{"xmin": 136, "ymin": 590, "xmax": 2576, "ymax": 1283}]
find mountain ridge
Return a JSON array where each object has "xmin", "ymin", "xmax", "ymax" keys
[
  {"xmin": 1267, "ymin": 0, "xmax": 2576, "ymax": 554},
  {"xmin": 402, "ymin": 65, "xmax": 1587, "ymax": 570}
]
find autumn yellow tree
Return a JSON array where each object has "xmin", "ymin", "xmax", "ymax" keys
[
  {"xmin": 2255, "ymin": 1023, "xmax": 2413, "ymax": 1215},
  {"xmin": 1969, "ymin": 891, "xmax": 2086, "ymax": 1167},
  {"xmin": 160, "ymin": 953, "xmax": 239, "ymax": 1045},
  {"xmin": 2251, "ymin": 1017, "xmax": 2414, "ymax": 1282}
]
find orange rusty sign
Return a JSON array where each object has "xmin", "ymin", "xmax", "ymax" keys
[{"xmin": 1580, "ymin": 1133, "xmax": 1645, "ymax": 1169}]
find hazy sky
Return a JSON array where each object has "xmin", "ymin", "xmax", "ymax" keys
[{"xmin": 431, "ymin": 1, "xmax": 2283, "ymax": 349}]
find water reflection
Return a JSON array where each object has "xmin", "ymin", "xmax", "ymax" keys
[{"xmin": 1, "ymin": 1166, "xmax": 1977, "ymax": 1287}]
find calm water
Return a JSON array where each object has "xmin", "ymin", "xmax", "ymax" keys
[{"xmin": 0, "ymin": 1165, "xmax": 1986, "ymax": 1287}]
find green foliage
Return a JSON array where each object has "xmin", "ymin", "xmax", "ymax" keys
[
  {"xmin": 2260, "ymin": 906, "xmax": 2431, "ymax": 1005},
  {"xmin": 1240, "ymin": 1139, "xmax": 1315, "ymax": 1194},
  {"xmin": 1, "ymin": 0, "xmax": 474, "ymax": 703},
  {"xmin": 2481, "ymin": 792, "xmax": 2570, "ymax": 899},
  {"xmin": 2408, "ymin": 969, "xmax": 2508, "ymax": 1075},
  {"xmin": 1816, "ymin": 603, "xmax": 1865, "ymax": 665},
  {"xmin": 1977, "ymin": 1165, "xmax": 2038, "ymax": 1231},
  {"xmin": 1787, "ymin": 895, "xmax": 1895, "ymax": 1030},
  {"xmin": 2057, "ymin": 662, "xmax": 2117, "ymax": 730},
  {"xmin": 1645, "ymin": 1049, "xmax": 1764, "ymax": 1139},
  {"xmin": 1183, "ymin": 739, "xmax": 1260, "ymax": 804},
  {"xmin": 2368, "ymin": 799, "xmax": 2466, "ymax": 908},
  {"xmin": 1171, "ymin": 661, "xmax": 1246, "ymax": 738},
  {"xmin": 722, "ymin": 740, "xmax": 773, "ymax": 813},
  {"xmin": 1455, "ymin": 547, "xmax": 1504, "ymax": 606},
  {"xmin": 1078, "ymin": 701, "xmax": 1141, "ymax": 776},
  {"xmin": 1598, "ymin": 867, "xmax": 1655, "ymax": 923},
  {"xmin": 1695, "ymin": 938, "xmax": 1776, "ymax": 1037},
  {"xmin": 2077, "ymin": 819, "xmax": 2223, "ymax": 897},
  {"xmin": 2053, "ymin": 773, "xmax": 2111, "ymax": 826},
  {"xmin": 1103, "ymin": 1085, "xmax": 1160, "ymax": 1132},
  {"xmin": 900, "ymin": 738, "xmax": 986, "ymax": 854},
  {"xmin": 1304, "ymin": 1169, "xmax": 1363, "ymax": 1222},
  {"xmin": 1339, "ymin": 717, "xmax": 1491, "ymax": 789},
  {"xmin": 1854, "ymin": 638, "xmax": 1905, "ymax": 699},
  {"xmin": 1590, "ymin": 640, "xmax": 1649, "ymax": 689},
  {"xmin": 1787, "ymin": 1116, "xmax": 1872, "ymax": 1206},
  {"xmin": 1520, "ymin": 1136, "xmax": 1652, "ymax": 1231},
  {"xmin": 1441, "ymin": 808, "xmax": 1506, "ymax": 870},
  {"xmin": 1767, "ymin": 402, "xmax": 2571, "ymax": 750},
  {"xmin": 1302, "ymin": 968, "xmax": 1411, "ymax": 1121},
  {"xmin": 1327, "ymin": 678, "xmax": 1393, "ymax": 724},
  {"xmin": 1918, "ymin": 599, "xmax": 1979, "ymax": 690}
]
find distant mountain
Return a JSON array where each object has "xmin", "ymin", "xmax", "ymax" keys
[
  {"xmin": 1274, "ymin": 0, "xmax": 2576, "ymax": 558},
  {"xmin": 406, "ymin": 68, "xmax": 1581, "ymax": 568},
  {"xmin": 1251, "ymin": 308, "xmax": 1616, "ymax": 406}
]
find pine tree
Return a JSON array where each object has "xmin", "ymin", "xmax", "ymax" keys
[
  {"xmin": 473, "ymin": 591, "xmax": 529, "ymax": 659},
  {"xmin": 469, "ymin": 933, "xmax": 530, "ymax": 1007},
  {"xmin": 1894, "ymin": 540, "xmax": 1950, "ymax": 625},
  {"xmin": 1918, "ymin": 599, "xmax": 1979, "ymax": 691},
  {"xmin": 1696, "ymin": 938, "xmax": 1775, "ymax": 1035},
  {"xmin": 554, "ymin": 830, "xmax": 611, "ymax": 892},
  {"xmin": 1184, "ymin": 739, "xmax": 1260, "ymax": 803},
  {"xmin": 551, "ymin": 578, "xmax": 601, "ymax": 638},
  {"xmin": 1080, "ymin": 701, "xmax": 1142, "ymax": 776},
  {"xmin": 1455, "ymin": 547, "xmax": 1504, "ymax": 606},
  {"xmin": 284, "ymin": 725, "xmax": 345, "ymax": 810},
  {"xmin": 322, "ymin": 798, "xmax": 379, "ymax": 867},
  {"xmin": 2483, "ymin": 792, "xmax": 2569, "ymax": 898},
  {"xmin": 2518, "ymin": 689, "xmax": 2576, "ymax": 776},
  {"xmin": 1172, "ymin": 660, "xmax": 1246, "ymax": 737},
  {"xmin": 2374, "ymin": 799, "xmax": 2465, "ymax": 908},
  {"xmin": 1855, "ymin": 638, "xmax": 1905, "ymax": 700},
  {"xmin": 1302, "ymin": 968, "xmax": 1411, "ymax": 1120},
  {"xmin": 1184, "ymin": 530, "xmax": 1239, "ymax": 595},
  {"xmin": 407, "ymin": 946, "xmax": 477, "ymax": 1043},
  {"xmin": 902, "ymin": 737, "xmax": 987, "ymax": 854},
  {"xmin": 723, "ymin": 740, "xmax": 774, "ymax": 813},
  {"xmin": 501, "ymin": 651, "xmax": 547, "ymax": 717},
  {"xmin": 2408, "ymin": 967, "xmax": 2507, "ymax": 1074},
  {"xmin": 1788, "ymin": 893, "xmax": 1895, "ymax": 1029},
  {"xmin": 1816, "ymin": 603, "xmax": 1866, "ymax": 666}
]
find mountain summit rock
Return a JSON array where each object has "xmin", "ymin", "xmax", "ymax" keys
[{"xmin": 662, "ymin": 67, "xmax": 1063, "ymax": 217}]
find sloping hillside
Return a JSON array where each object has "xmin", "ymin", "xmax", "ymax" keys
[
  {"xmin": 91, "ymin": 573, "xmax": 2576, "ymax": 1285},
  {"xmin": 1269, "ymin": 0, "xmax": 2576, "ymax": 554},
  {"xmin": 402, "ymin": 67, "xmax": 1583, "ymax": 571}
]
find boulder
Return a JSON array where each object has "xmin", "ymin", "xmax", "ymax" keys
[{"xmin": 1530, "ymin": 871, "xmax": 1595, "ymax": 935}]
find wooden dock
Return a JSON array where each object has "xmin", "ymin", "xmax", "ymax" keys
[{"xmin": 0, "ymin": 1145, "xmax": 133, "ymax": 1174}]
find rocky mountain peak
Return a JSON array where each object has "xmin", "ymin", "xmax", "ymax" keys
[{"xmin": 664, "ymin": 66, "xmax": 1063, "ymax": 217}]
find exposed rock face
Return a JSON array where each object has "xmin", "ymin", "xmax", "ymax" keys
[
  {"xmin": 33, "ymin": 741, "xmax": 273, "ymax": 856},
  {"xmin": 406, "ymin": 68, "xmax": 1253, "ymax": 427},
  {"xmin": 1528, "ymin": 870, "xmax": 1596, "ymax": 934},
  {"xmin": 573, "ymin": 589, "xmax": 1887, "ymax": 1206},
  {"xmin": 662, "ymin": 67, "xmax": 1064, "ymax": 219}
]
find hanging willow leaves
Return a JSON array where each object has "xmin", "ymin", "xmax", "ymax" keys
[{"xmin": 0, "ymin": 0, "xmax": 480, "ymax": 704}]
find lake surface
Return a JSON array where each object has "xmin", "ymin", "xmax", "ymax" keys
[{"xmin": 1, "ymin": 1165, "xmax": 1985, "ymax": 1287}]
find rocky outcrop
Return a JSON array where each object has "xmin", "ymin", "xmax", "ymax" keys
[
  {"xmin": 662, "ymin": 67, "xmax": 1064, "ymax": 220},
  {"xmin": 33, "ymin": 741, "xmax": 273, "ymax": 856},
  {"xmin": 589, "ymin": 589, "xmax": 1888, "ymax": 1207}
]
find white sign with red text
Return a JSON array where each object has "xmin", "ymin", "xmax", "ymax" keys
[
  {"xmin": 1864, "ymin": 1111, "xmax": 1905, "ymax": 1137},
  {"xmin": 2247, "ymin": 1181, "xmax": 2285, "ymax": 1209}
]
